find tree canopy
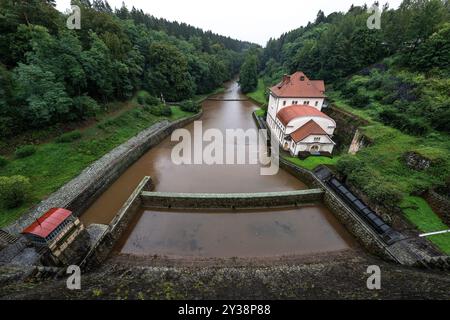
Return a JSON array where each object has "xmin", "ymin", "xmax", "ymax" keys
[{"xmin": 0, "ymin": 0, "xmax": 250, "ymax": 137}]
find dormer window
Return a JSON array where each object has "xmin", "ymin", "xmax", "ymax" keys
[{"xmin": 300, "ymin": 76, "xmax": 305, "ymax": 81}]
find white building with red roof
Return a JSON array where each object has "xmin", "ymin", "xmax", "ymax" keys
[{"xmin": 266, "ymin": 72, "xmax": 336, "ymax": 155}]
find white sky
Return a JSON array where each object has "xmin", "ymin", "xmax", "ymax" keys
[{"xmin": 56, "ymin": 0, "xmax": 402, "ymax": 46}]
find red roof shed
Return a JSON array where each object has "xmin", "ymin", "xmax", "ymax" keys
[{"xmin": 22, "ymin": 208, "xmax": 72, "ymax": 239}]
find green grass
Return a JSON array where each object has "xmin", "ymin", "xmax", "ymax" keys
[
  {"xmin": 284, "ymin": 155, "xmax": 340, "ymax": 171},
  {"xmin": 0, "ymin": 104, "xmax": 193, "ymax": 227},
  {"xmin": 401, "ymin": 196, "xmax": 450, "ymax": 254},
  {"xmin": 254, "ymin": 108, "xmax": 266, "ymax": 117},
  {"xmin": 330, "ymin": 92, "xmax": 450, "ymax": 197},
  {"xmin": 247, "ymin": 79, "xmax": 267, "ymax": 105},
  {"xmin": 329, "ymin": 88, "xmax": 450, "ymax": 255}
]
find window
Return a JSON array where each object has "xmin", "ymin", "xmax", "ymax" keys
[
  {"xmin": 314, "ymin": 137, "xmax": 321, "ymax": 142},
  {"xmin": 304, "ymin": 101, "xmax": 310, "ymax": 105},
  {"xmin": 283, "ymin": 101, "xmax": 286, "ymax": 106},
  {"xmin": 315, "ymin": 101, "xmax": 319, "ymax": 106}
]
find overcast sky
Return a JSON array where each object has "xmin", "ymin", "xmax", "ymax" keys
[{"xmin": 56, "ymin": 0, "xmax": 402, "ymax": 46}]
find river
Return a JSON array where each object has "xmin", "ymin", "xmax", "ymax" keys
[{"xmin": 81, "ymin": 81, "xmax": 356, "ymax": 258}]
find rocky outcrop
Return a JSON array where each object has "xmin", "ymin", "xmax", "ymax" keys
[
  {"xmin": 423, "ymin": 189, "xmax": 450, "ymax": 226},
  {"xmin": 348, "ymin": 129, "xmax": 370, "ymax": 155},
  {"xmin": 403, "ymin": 151, "xmax": 432, "ymax": 171},
  {"xmin": 323, "ymin": 106, "xmax": 370, "ymax": 153}
]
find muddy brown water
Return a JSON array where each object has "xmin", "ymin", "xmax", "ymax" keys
[{"xmin": 81, "ymin": 81, "xmax": 356, "ymax": 257}]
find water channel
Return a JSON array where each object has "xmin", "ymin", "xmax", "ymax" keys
[{"xmin": 81, "ymin": 81, "xmax": 356, "ymax": 258}]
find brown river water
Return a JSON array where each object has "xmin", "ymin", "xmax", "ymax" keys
[{"xmin": 81, "ymin": 81, "xmax": 356, "ymax": 258}]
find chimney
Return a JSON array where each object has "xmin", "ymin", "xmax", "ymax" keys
[{"xmin": 282, "ymin": 74, "xmax": 291, "ymax": 83}]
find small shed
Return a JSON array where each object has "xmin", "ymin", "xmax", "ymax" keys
[{"xmin": 22, "ymin": 208, "xmax": 85, "ymax": 260}]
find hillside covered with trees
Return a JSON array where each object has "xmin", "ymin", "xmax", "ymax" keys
[
  {"xmin": 0, "ymin": 0, "xmax": 251, "ymax": 139},
  {"xmin": 246, "ymin": 0, "xmax": 450, "ymax": 252}
]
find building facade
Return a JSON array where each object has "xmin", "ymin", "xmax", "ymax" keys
[
  {"xmin": 266, "ymin": 71, "xmax": 336, "ymax": 156},
  {"xmin": 22, "ymin": 208, "xmax": 86, "ymax": 264}
]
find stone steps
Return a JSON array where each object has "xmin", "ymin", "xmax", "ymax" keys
[
  {"xmin": 415, "ymin": 256, "xmax": 450, "ymax": 271},
  {"xmin": 0, "ymin": 230, "xmax": 19, "ymax": 245}
]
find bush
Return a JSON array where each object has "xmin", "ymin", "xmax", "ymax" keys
[
  {"xmin": 15, "ymin": 145, "xmax": 37, "ymax": 159},
  {"xmin": 336, "ymin": 156, "xmax": 364, "ymax": 177},
  {"xmin": 180, "ymin": 100, "xmax": 201, "ymax": 113},
  {"xmin": 364, "ymin": 180, "xmax": 403, "ymax": 209},
  {"xmin": 0, "ymin": 175, "xmax": 32, "ymax": 209},
  {"xmin": 72, "ymin": 96, "xmax": 100, "ymax": 119},
  {"xmin": 349, "ymin": 91, "xmax": 371, "ymax": 108},
  {"xmin": 56, "ymin": 131, "xmax": 82, "ymax": 143},
  {"xmin": 137, "ymin": 91, "xmax": 160, "ymax": 106},
  {"xmin": 147, "ymin": 104, "xmax": 172, "ymax": 117},
  {"xmin": 0, "ymin": 156, "xmax": 7, "ymax": 168},
  {"xmin": 340, "ymin": 83, "xmax": 358, "ymax": 98}
]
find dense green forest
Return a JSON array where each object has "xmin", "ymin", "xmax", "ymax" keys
[
  {"xmin": 245, "ymin": 0, "xmax": 450, "ymax": 252},
  {"xmin": 252, "ymin": 0, "xmax": 449, "ymax": 135},
  {"xmin": 0, "ymin": 0, "xmax": 251, "ymax": 138}
]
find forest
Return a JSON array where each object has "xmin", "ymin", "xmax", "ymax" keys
[
  {"xmin": 244, "ymin": 0, "xmax": 449, "ymax": 134},
  {"xmin": 0, "ymin": 0, "xmax": 252, "ymax": 138}
]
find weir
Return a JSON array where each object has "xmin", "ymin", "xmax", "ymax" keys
[{"xmin": 140, "ymin": 188, "xmax": 324, "ymax": 209}]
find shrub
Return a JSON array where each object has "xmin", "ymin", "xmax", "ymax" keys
[
  {"xmin": 0, "ymin": 175, "xmax": 32, "ymax": 208},
  {"xmin": 148, "ymin": 104, "xmax": 172, "ymax": 117},
  {"xmin": 137, "ymin": 91, "xmax": 160, "ymax": 106},
  {"xmin": 340, "ymin": 83, "xmax": 358, "ymax": 98},
  {"xmin": 336, "ymin": 156, "xmax": 364, "ymax": 177},
  {"xmin": 15, "ymin": 145, "xmax": 37, "ymax": 159},
  {"xmin": 180, "ymin": 100, "xmax": 201, "ymax": 113},
  {"xmin": 0, "ymin": 156, "xmax": 7, "ymax": 168},
  {"xmin": 72, "ymin": 96, "xmax": 100, "ymax": 119},
  {"xmin": 364, "ymin": 180, "xmax": 403, "ymax": 209},
  {"xmin": 56, "ymin": 131, "xmax": 82, "ymax": 143},
  {"xmin": 350, "ymin": 91, "xmax": 370, "ymax": 108}
]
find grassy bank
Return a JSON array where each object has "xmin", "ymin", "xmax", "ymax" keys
[
  {"xmin": 283, "ymin": 155, "xmax": 341, "ymax": 171},
  {"xmin": 247, "ymin": 79, "xmax": 267, "ymax": 106},
  {"xmin": 0, "ymin": 101, "xmax": 205, "ymax": 227},
  {"xmin": 328, "ymin": 91, "xmax": 450, "ymax": 254},
  {"xmin": 401, "ymin": 196, "xmax": 450, "ymax": 254}
]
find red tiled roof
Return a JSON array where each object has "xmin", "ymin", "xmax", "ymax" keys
[
  {"xmin": 276, "ymin": 105, "xmax": 332, "ymax": 126},
  {"xmin": 270, "ymin": 71, "xmax": 325, "ymax": 98},
  {"xmin": 290, "ymin": 120, "xmax": 328, "ymax": 143},
  {"xmin": 22, "ymin": 208, "xmax": 72, "ymax": 238}
]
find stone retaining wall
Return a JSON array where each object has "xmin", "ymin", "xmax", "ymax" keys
[
  {"xmin": 5, "ymin": 112, "xmax": 202, "ymax": 235},
  {"xmin": 279, "ymin": 158, "xmax": 393, "ymax": 260},
  {"xmin": 253, "ymin": 112, "xmax": 395, "ymax": 261},
  {"xmin": 424, "ymin": 189, "xmax": 450, "ymax": 226},
  {"xmin": 80, "ymin": 177, "xmax": 151, "ymax": 270},
  {"xmin": 141, "ymin": 189, "xmax": 324, "ymax": 210}
]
